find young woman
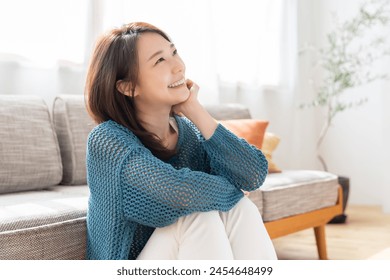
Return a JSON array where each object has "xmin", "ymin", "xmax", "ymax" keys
[{"xmin": 84, "ymin": 22, "xmax": 277, "ymax": 260}]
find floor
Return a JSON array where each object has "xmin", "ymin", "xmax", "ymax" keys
[{"xmin": 272, "ymin": 205, "xmax": 390, "ymax": 260}]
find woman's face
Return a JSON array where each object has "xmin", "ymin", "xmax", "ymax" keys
[{"xmin": 134, "ymin": 32, "xmax": 190, "ymax": 109}]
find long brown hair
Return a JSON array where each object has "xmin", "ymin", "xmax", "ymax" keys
[{"xmin": 85, "ymin": 22, "xmax": 176, "ymax": 160}]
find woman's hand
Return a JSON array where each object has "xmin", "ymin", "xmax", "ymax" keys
[
  {"xmin": 173, "ymin": 79, "xmax": 218, "ymax": 140},
  {"xmin": 172, "ymin": 79, "xmax": 201, "ymax": 118}
]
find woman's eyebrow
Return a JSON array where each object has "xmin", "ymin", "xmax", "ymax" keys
[{"xmin": 147, "ymin": 43, "xmax": 175, "ymax": 62}]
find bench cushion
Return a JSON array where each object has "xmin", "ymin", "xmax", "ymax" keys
[{"xmin": 259, "ymin": 170, "xmax": 339, "ymax": 221}]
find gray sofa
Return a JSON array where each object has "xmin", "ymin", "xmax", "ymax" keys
[{"xmin": 0, "ymin": 95, "xmax": 341, "ymax": 260}]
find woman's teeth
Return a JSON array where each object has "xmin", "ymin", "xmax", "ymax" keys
[{"xmin": 168, "ymin": 78, "xmax": 185, "ymax": 88}]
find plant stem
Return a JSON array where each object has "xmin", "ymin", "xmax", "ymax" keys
[
  {"xmin": 317, "ymin": 152, "xmax": 328, "ymax": 172},
  {"xmin": 316, "ymin": 110, "xmax": 331, "ymax": 172}
]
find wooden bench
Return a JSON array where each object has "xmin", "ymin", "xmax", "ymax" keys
[{"xmin": 265, "ymin": 186, "xmax": 343, "ymax": 259}]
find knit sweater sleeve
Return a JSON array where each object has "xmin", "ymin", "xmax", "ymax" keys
[
  {"xmin": 121, "ymin": 147, "xmax": 244, "ymax": 228},
  {"xmin": 201, "ymin": 123, "xmax": 268, "ymax": 192},
  {"xmin": 121, "ymin": 123, "xmax": 267, "ymax": 228}
]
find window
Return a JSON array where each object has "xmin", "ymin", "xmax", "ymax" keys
[{"xmin": 0, "ymin": 0, "xmax": 88, "ymax": 66}]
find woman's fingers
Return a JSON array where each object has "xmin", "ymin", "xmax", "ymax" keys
[{"xmin": 186, "ymin": 79, "xmax": 194, "ymax": 90}]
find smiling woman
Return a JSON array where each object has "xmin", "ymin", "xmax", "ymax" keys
[{"xmin": 84, "ymin": 22, "xmax": 277, "ymax": 260}]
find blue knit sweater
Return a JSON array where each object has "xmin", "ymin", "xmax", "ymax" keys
[{"xmin": 86, "ymin": 115, "xmax": 268, "ymax": 260}]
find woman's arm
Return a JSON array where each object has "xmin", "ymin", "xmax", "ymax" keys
[
  {"xmin": 174, "ymin": 80, "xmax": 268, "ymax": 192},
  {"xmin": 121, "ymin": 147, "xmax": 244, "ymax": 228},
  {"xmin": 201, "ymin": 123, "xmax": 268, "ymax": 191}
]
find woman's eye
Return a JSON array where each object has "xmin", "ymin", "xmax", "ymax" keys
[
  {"xmin": 155, "ymin": 57, "xmax": 165, "ymax": 65},
  {"xmin": 173, "ymin": 49, "xmax": 178, "ymax": 55}
]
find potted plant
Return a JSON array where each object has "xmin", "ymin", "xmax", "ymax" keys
[{"xmin": 300, "ymin": 0, "xmax": 390, "ymax": 223}]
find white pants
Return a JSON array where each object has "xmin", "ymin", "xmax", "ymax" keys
[{"xmin": 137, "ymin": 197, "xmax": 277, "ymax": 260}]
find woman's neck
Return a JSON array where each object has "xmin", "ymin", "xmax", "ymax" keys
[{"xmin": 136, "ymin": 106, "xmax": 178, "ymax": 150}]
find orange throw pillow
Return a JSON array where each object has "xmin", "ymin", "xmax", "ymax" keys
[{"xmin": 219, "ymin": 119, "xmax": 269, "ymax": 150}]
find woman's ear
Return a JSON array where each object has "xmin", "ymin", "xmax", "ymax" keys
[{"xmin": 116, "ymin": 80, "xmax": 138, "ymax": 97}]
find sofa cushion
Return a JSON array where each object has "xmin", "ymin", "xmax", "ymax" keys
[
  {"xmin": 220, "ymin": 119, "xmax": 269, "ymax": 149},
  {"xmin": 0, "ymin": 186, "xmax": 89, "ymax": 232},
  {"xmin": 0, "ymin": 95, "xmax": 62, "ymax": 194},
  {"xmin": 52, "ymin": 95, "xmax": 96, "ymax": 185},
  {"xmin": 260, "ymin": 170, "xmax": 339, "ymax": 222},
  {"xmin": 0, "ymin": 186, "xmax": 89, "ymax": 259},
  {"xmin": 0, "ymin": 217, "xmax": 86, "ymax": 260}
]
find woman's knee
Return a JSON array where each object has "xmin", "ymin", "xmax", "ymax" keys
[
  {"xmin": 178, "ymin": 211, "xmax": 223, "ymax": 228},
  {"xmin": 234, "ymin": 196, "xmax": 262, "ymax": 216}
]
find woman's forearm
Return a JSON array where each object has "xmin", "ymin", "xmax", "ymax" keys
[{"xmin": 182, "ymin": 102, "xmax": 218, "ymax": 140}]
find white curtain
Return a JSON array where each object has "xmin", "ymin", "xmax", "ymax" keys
[
  {"xmin": 0, "ymin": 0, "xmax": 89, "ymax": 106},
  {"xmin": 0, "ymin": 0, "xmax": 294, "ymax": 106},
  {"xmin": 0, "ymin": 0, "xmax": 88, "ymax": 66},
  {"xmin": 94, "ymin": 0, "xmax": 293, "ymax": 105}
]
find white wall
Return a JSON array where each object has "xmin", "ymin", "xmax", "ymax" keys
[
  {"xmin": 282, "ymin": 0, "xmax": 390, "ymax": 211},
  {"xmin": 383, "ymin": 82, "xmax": 390, "ymax": 213}
]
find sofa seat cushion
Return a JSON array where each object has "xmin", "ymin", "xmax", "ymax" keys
[
  {"xmin": 0, "ymin": 186, "xmax": 89, "ymax": 232},
  {"xmin": 260, "ymin": 170, "xmax": 339, "ymax": 222},
  {"xmin": 0, "ymin": 186, "xmax": 89, "ymax": 259},
  {"xmin": 0, "ymin": 95, "xmax": 63, "ymax": 194}
]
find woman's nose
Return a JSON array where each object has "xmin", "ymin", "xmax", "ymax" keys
[{"xmin": 172, "ymin": 58, "xmax": 185, "ymax": 74}]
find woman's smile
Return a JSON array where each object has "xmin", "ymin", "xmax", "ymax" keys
[{"xmin": 168, "ymin": 78, "xmax": 186, "ymax": 88}]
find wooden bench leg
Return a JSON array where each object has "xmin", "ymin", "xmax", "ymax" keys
[{"xmin": 314, "ymin": 225, "xmax": 328, "ymax": 260}]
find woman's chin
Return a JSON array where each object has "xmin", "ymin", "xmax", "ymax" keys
[{"xmin": 176, "ymin": 88, "xmax": 191, "ymax": 101}]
